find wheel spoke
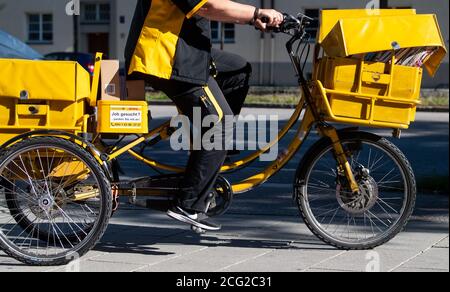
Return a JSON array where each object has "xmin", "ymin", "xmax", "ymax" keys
[
  {"xmin": 0, "ymin": 141, "xmax": 106, "ymax": 264},
  {"xmin": 298, "ymin": 137, "xmax": 412, "ymax": 248}
]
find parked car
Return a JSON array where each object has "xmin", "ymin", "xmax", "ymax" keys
[
  {"xmin": 0, "ymin": 30, "xmax": 94, "ymax": 76},
  {"xmin": 44, "ymin": 52, "xmax": 95, "ymax": 75},
  {"xmin": 0, "ymin": 29, "xmax": 43, "ymax": 60}
]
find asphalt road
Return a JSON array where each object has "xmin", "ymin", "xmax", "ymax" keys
[
  {"xmin": 0, "ymin": 106, "xmax": 448, "ymax": 272},
  {"xmin": 120, "ymin": 106, "xmax": 449, "ymax": 184}
]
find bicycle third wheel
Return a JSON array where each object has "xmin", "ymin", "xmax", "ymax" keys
[
  {"xmin": 294, "ymin": 131, "xmax": 416, "ymax": 250},
  {"xmin": 0, "ymin": 137, "xmax": 112, "ymax": 266}
]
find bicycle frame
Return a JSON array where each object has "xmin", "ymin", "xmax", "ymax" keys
[
  {"xmin": 0, "ymin": 11, "xmax": 444, "ymax": 266},
  {"xmin": 98, "ymin": 26, "xmax": 359, "ymax": 195},
  {"xmin": 0, "ymin": 24, "xmax": 358, "ymax": 198},
  {"xmin": 104, "ymin": 97, "xmax": 315, "ymax": 194}
]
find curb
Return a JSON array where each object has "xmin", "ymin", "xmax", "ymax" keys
[
  {"xmin": 149, "ymin": 101, "xmax": 449, "ymax": 112},
  {"xmin": 416, "ymin": 106, "xmax": 450, "ymax": 113}
]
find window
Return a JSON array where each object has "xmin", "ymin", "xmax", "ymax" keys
[
  {"xmin": 211, "ymin": 21, "xmax": 235, "ymax": 43},
  {"xmin": 81, "ymin": 3, "xmax": 110, "ymax": 23},
  {"xmin": 28, "ymin": 14, "xmax": 53, "ymax": 43}
]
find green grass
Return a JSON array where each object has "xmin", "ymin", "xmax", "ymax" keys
[
  {"xmin": 147, "ymin": 92, "xmax": 303, "ymax": 105},
  {"xmin": 148, "ymin": 92, "xmax": 449, "ymax": 107},
  {"xmin": 244, "ymin": 94, "xmax": 301, "ymax": 105},
  {"xmin": 147, "ymin": 92, "xmax": 169, "ymax": 101},
  {"xmin": 420, "ymin": 96, "xmax": 449, "ymax": 107}
]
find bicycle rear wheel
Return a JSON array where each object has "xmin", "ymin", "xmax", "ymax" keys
[
  {"xmin": 0, "ymin": 137, "xmax": 112, "ymax": 266},
  {"xmin": 294, "ymin": 131, "xmax": 416, "ymax": 250}
]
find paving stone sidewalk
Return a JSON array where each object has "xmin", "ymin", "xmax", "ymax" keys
[{"xmin": 0, "ymin": 191, "xmax": 447, "ymax": 272}]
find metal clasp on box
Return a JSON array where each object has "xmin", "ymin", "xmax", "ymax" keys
[{"xmin": 20, "ymin": 90, "xmax": 29, "ymax": 100}]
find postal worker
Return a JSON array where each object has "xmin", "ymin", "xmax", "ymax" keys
[{"xmin": 125, "ymin": 0, "xmax": 283, "ymax": 231}]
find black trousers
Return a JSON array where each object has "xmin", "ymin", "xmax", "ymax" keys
[{"xmin": 146, "ymin": 49, "xmax": 252, "ymax": 212}]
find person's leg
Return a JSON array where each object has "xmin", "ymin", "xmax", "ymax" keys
[
  {"xmin": 171, "ymin": 79, "xmax": 233, "ymax": 213},
  {"xmin": 147, "ymin": 76, "xmax": 233, "ymax": 214},
  {"xmin": 211, "ymin": 48, "xmax": 252, "ymax": 116}
]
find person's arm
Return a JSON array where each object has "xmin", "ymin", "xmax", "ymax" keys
[{"xmin": 196, "ymin": 0, "xmax": 283, "ymax": 31}]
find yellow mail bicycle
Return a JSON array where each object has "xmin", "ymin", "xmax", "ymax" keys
[{"xmin": 0, "ymin": 10, "xmax": 446, "ymax": 266}]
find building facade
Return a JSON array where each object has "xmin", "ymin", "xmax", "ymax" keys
[{"xmin": 0, "ymin": 0, "xmax": 448, "ymax": 87}]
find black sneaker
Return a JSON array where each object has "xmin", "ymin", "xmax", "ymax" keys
[
  {"xmin": 196, "ymin": 213, "xmax": 222, "ymax": 231},
  {"xmin": 167, "ymin": 206, "xmax": 221, "ymax": 231}
]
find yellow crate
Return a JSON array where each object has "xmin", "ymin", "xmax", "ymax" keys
[
  {"xmin": 97, "ymin": 100, "xmax": 149, "ymax": 134},
  {"xmin": 321, "ymin": 57, "xmax": 422, "ymax": 99},
  {"xmin": 0, "ymin": 98, "xmax": 87, "ymax": 145},
  {"xmin": 312, "ymin": 10, "xmax": 447, "ymax": 129},
  {"xmin": 313, "ymin": 57, "xmax": 423, "ymax": 129}
]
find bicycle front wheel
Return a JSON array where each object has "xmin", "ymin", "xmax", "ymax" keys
[
  {"xmin": 0, "ymin": 137, "xmax": 112, "ymax": 266},
  {"xmin": 294, "ymin": 131, "xmax": 416, "ymax": 250}
]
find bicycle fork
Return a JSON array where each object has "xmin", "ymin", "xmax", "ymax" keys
[{"xmin": 318, "ymin": 125, "xmax": 360, "ymax": 194}]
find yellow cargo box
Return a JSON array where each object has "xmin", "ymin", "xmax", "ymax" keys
[
  {"xmin": 97, "ymin": 100, "xmax": 149, "ymax": 134},
  {"xmin": 0, "ymin": 59, "xmax": 91, "ymax": 145},
  {"xmin": 312, "ymin": 10, "xmax": 447, "ymax": 129},
  {"xmin": 0, "ymin": 59, "xmax": 91, "ymax": 101}
]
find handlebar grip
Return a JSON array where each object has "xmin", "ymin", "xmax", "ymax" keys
[
  {"xmin": 260, "ymin": 16, "xmax": 270, "ymax": 24},
  {"xmin": 260, "ymin": 16, "xmax": 280, "ymax": 32}
]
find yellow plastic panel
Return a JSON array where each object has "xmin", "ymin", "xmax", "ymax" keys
[
  {"xmin": 16, "ymin": 104, "xmax": 49, "ymax": 116},
  {"xmin": 373, "ymin": 101, "xmax": 413, "ymax": 125},
  {"xmin": 318, "ymin": 9, "xmax": 417, "ymax": 44},
  {"xmin": 97, "ymin": 100, "xmax": 149, "ymax": 134},
  {"xmin": 0, "ymin": 97, "xmax": 85, "ymax": 146},
  {"xmin": 323, "ymin": 57, "xmax": 422, "ymax": 100},
  {"xmin": 0, "ymin": 59, "xmax": 90, "ymax": 101},
  {"xmin": 89, "ymin": 53, "xmax": 103, "ymax": 107},
  {"xmin": 314, "ymin": 56, "xmax": 423, "ymax": 128},
  {"xmin": 321, "ymin": 14, "xmax": 447, "ymax": 76},
  {"xmin": 330, "ymin": 96, "xmax": 372, "ymax": 120}
]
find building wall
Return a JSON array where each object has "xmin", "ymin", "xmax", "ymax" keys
[
  {"xmin": 0, "ymin": 0, "xmax": 74, "ymax": 54},
  {"xmin": 0, "ymin": 0, "xmax": 448, "ymax": 87},
  {"xmin": 114, "ymin": 0, "xmax": 138, "ymax": 64},
  {"xmin": 218, "ymin": 0, "xmax": 449, "ymax": 87}
]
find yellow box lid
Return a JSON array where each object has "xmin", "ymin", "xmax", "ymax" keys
[
  {"xmin": 319, "ymin": 12, "xmax": 447, "ymax": 76},
  {"xmin": 0, "ymin": 59, "xmax": 90, "ymax": 101},
  {"xmin": 318, "ymin": 9, "xmax": 417, "ymax": 44}
]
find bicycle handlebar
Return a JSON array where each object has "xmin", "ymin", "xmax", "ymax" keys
[
  {"xmin": 262, "ymin": 13, "xmax": 312, "ymax": 35},
  {"xmin": 258, "ymin": 12, "xmax": 314, "ymax": 95}
]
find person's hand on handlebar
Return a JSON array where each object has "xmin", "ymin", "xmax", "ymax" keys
[
  {"xmin": 254, "ymin": 9, "xmax": 284, "ymax": 32},
  {"xmin": 197, "ymin": 1, "xmax": 283, "ymax": 32}
]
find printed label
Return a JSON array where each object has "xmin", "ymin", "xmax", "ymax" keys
[{"xmin": 110, "ymin": 106, "xmax": 142, "ymax": 129}]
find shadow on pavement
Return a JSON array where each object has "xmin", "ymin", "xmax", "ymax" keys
[
  {"xmin": 94, "ymin": 189, "xmax": 448, "ymax": 256},
  {"xmin": 94, "ymin": 224, "xmax": 337, "ymax": 255}
]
